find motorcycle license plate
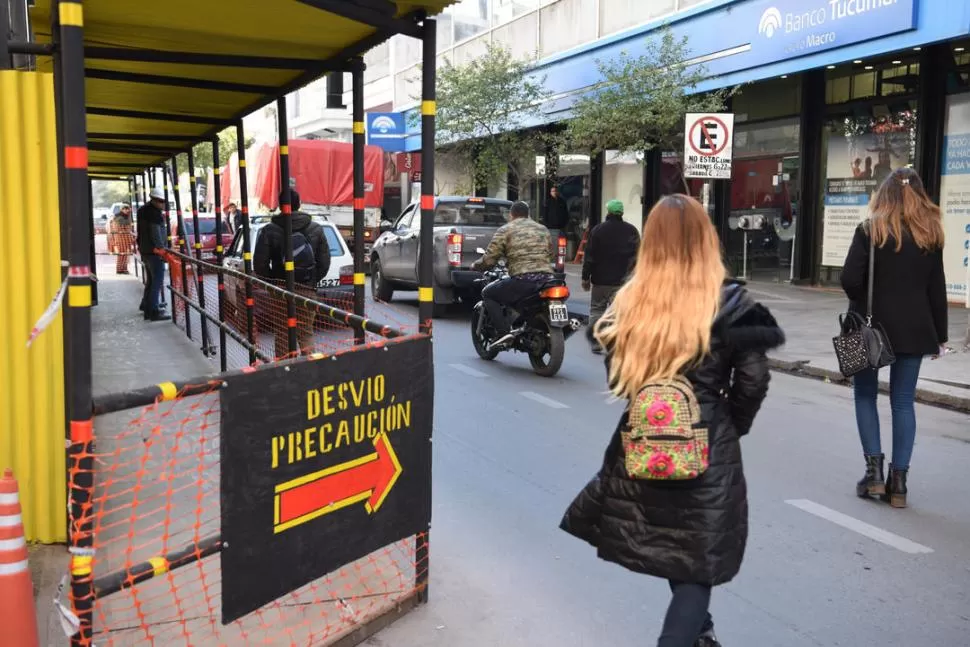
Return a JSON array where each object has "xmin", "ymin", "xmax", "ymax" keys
[
  {"xmin": 317, "ymin": 278, "xmax": 340, "ymax": 288},
  {"xmin": 548, "ymin": 303, "xmax": 568, "ymax": 323}
]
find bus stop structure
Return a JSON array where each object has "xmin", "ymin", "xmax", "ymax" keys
[{"xmin": 1, "ymin": 1, "xmax": 450, "ymax": 644}]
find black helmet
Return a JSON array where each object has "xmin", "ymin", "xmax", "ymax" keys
[{"xmin": 510, "ymin": 201, "xmax": 530, "ymax": 218}]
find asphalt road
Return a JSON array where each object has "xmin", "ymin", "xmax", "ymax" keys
[{"xmin": 363, "ymin": 294, "xmax": 970, "ymax": 647}]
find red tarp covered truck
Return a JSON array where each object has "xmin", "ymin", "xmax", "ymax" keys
[{"xmin": 222, "ymin": 139, "xmax": 385, "ymax": 258}]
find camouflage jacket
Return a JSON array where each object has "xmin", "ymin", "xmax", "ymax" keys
[{"xmin": 477, "ymin": 217, "xmax": 553, "ymax": 276}]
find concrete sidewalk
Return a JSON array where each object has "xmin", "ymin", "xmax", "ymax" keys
[{"xmin": 564, "ymin": 265, "xmax": 970, "ymax": 412}]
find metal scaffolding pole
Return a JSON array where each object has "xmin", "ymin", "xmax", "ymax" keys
[
  {"xmin": 418, "ymin": 18, "xmax": 436, "ymax": 336},
  {"xmin": 52, "ymin": 1, "xmax": 95, "ymax": 643},
  {"xmin": 277, "ymin": 96, "xmax": 298, "ymax": 357},
  {"xmin": 236, "ymin": 120, "xmax": 257, "ymax": 364},
  {"xmin": 351, "ymin": 59, "xmax": 366, "ymax": 345},
  {"xmin": 187, "ymin": 147, "xmax": 213, "ymax": 356},
  {"xmin": 416, "ymin": 17, "xmax": 437, "ymax": 606},
  {"xmin": 171, "ymin": 155, "xmax": 192, "ymax": 339},
  {"xmin": 212, "ymin": 136, "xmax": 227, "ymax": 371}
]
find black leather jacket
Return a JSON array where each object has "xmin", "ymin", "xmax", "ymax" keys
[{"xmin": 560, "ymin": 281, "xmax": 785, "ymax": 586}]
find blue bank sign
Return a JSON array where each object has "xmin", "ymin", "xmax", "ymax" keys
[
  {"xmin": 366, "ymin": 112, "xmax": 407, "ymax": 152},
  {"xmin": 737, "ymin": 0, "xmax": 917, "ymax": 67}
]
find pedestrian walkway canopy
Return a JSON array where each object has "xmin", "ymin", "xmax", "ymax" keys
[{"xmin": 27, "ymin": 0, "xmax": 452, "ymax": 179}]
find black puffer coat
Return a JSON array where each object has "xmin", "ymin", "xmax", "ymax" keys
[{"xmin": 560, "ymin": 281, "xmax": 785, "ymax": 586}]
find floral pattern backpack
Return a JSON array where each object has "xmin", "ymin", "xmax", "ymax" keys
[{"xmin": 622, "ymin": 377, "xmax": 709, "ymax": 480}]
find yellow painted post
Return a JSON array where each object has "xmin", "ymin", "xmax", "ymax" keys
[{"xmin": 0, "ymin": 70, "xmax": 68, "ymax": 543}]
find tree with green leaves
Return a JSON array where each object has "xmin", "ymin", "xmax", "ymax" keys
[
  {"xmin": 566, "ymin": 28, "xmax": 734, "ymax": 157},
  {"xmin": 434, "ymin": 43, "xmax": 552, "ymax": 194},
  {"xmin": 190, "ymin": 126, "xmax": 255, "ymax": 172}
]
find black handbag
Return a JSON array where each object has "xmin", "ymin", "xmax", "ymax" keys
[{"xmin": 833, "ymin": 228, "xmax": 896, "ymax": 378}]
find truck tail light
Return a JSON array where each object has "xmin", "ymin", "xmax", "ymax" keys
[
  {"xmin": 555, "ymin": 235, "xmax": 566, "ymax": 272},
  {"xmin": 339, "ymin": 264, "xmax": 354, "ymax": 285},
  {"xmin": 447, "ymin": 232, "xmax": 463, "ymax": 267}
]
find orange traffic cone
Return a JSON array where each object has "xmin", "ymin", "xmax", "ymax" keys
[{"xmin": 0, "ymin": 469, "xmax": 39, "ymax": 647}]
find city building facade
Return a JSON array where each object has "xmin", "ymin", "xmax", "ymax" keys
[{"xmin": 263, "ymin": 0, "xmax": 970, "ymax": 301}]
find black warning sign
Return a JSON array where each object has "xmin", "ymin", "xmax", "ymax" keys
[{"xmin": 220, "ymin": 337, "xmax": 433, "ymax": 624}]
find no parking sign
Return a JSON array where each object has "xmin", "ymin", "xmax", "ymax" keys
[{"xmin": 683, "ymin": 113, "xmax": 735, "ymax": 180}]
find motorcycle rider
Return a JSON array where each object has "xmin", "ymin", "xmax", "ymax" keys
[{"xmin": 472, "ymin": 201, "xmax": 555, "ymax": 340}]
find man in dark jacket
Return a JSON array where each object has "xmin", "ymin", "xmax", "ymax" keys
[
  {"xmin": 137, "ymin": 188, "xmax": 170, "ymax": 321},
  {"xmin": 544, "ymin": 186, "xmax": 569, "ymax": 239},
  {"xmin": 582, "ymin": 199, "xmax": 640, "ymax": 353},
  {"xmin": 253, "ymin": 189, "xmax": 331, "ymax": 357}
]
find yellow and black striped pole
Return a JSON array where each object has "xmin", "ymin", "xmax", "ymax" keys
[
  {"xmin": 52, "ymin": 2, "xmax": 95, "ymax": 643},
  {"xmin": 171, "ymin": 155, "xmax": 192, "ymax": 339},
  {"xmin": 236, "ymin": 120, "xmax": 257, "ymax": 363},
  {"xmin": 418, "ymin": 18, "xmax": 437, "ymax": 338},
  {"xmin": 187, "ymin": 147, "xmax": 212, "ymax": 356},
  {"xmin": 277, "ymin": 96, "xmax": 298, "ymax": 357},
  {"xmin": 351, "ymin": 58, "xmax": 366, "ymax": 345},
  {"xmin": 212, "ymin": 136, "xmax": 227, "ymax": 371}
]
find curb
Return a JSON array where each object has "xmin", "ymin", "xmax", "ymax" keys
[
  {"xmin": 768, "ymin": 359, "xmax": 970, "ymax": 415},
  {"xmin": 567, "ymin": 306, "xmax": 969, "ymax": 414}
]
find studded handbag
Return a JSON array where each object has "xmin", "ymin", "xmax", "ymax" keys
[{"xmin": 833, "ymin": 228, "xmax": 896, "ymax": 378}]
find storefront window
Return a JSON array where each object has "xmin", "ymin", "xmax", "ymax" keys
[
  {"xmin": 604, "ymin": 151, "xmax": 644, "ymax": 232},
  {"xmin": 939, "ymin": 93, "xmax": 970, "ymax": 302},
  {"xmin": 819, "ymin": 107, "xmax": 918, "ymax": 278},
  {"xmin": 726, "ymin": 119, "xmax": 801, "ymax": 281},
  {"xmin": 826, "ymin": 58, "xmax": 920, "ymax": 105}
]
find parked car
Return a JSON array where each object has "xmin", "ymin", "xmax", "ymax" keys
[
  {"xmin": 177, "ymin": 216, "xmax": 234, "ymax": 260},
  {"xmin": 221, "ymin": 217, "xmax": 355, "ymax": 335},
  {"xmin": 369, "ymin": 196, "xmax": 566, "ymax": 315}
]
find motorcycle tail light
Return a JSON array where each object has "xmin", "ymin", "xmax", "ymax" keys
[
  {"xmin": 540, "ymin": 285, "xmax": 570, "ymax": 299},
  {"xmin": 556, "ymin": 235, "xmax": 566, "ymax": 272},
  {"xmin": 447, "ymin": 232, "xmax": 463, "ymax": 267},
  {"xmin": 339, "ymin": 264, "xmax": 354, "ymax": 285}
]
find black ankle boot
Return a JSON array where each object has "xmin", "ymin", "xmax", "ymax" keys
[
  {"xmin": 856, "ymin": 454, "xmax": 886, "ymax": 498},
  {"xmin": 882, "ymin": 466, "xmax": 908, "ymax": 508}
]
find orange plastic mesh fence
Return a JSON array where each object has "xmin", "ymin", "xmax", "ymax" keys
[
  {"xmin": 72, "ymin": 374, "xmax": 426, "ymax": 646},
  {"xmin": 164, "ymin": 254, "xmax": 417, "ymax": 370}
]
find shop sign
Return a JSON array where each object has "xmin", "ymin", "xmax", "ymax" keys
[
  {"xmin": 940, "ymin": 94, "xmax": 970, "ymax": 303},
  {"xmin": 683, "ymin": 113, "xmax": 735, "ymax": 180},
  {"xmin": 219, "ymin": 338, "xmax": 433, "ymax": 623},
  {"xmin": 745, "ymin": 0, "xmax": 917, "ymax": 67},
  {"xmin": 367, "ymin": 112, "xmax": 407, "ymax": 152}
]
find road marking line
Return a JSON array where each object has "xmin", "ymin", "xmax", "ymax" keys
[
  {"xmin": 520, "ymin": 391, "xmax": 569, "ymax": 409},
  {"xmin": 785, "ymin": 499, "xmax": 934, "ymax": 555},
  {"xmin": 449, "ymin": 363, "xmax": 488, "ymax": 378}
]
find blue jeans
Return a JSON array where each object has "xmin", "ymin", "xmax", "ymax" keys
[
  {"xmin": 852, "ymin": 354, "xmax": 923, "ymax": 470},
  {"xmin": 145, "ymin": 255, "xmax": 165, "ymax": 314},
  {"xmin": 657, "ymin": 580, "xmax": 714, "ymax": 647}
]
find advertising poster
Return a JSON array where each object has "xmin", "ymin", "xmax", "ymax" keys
[
  {"xmin": 822, "ymin": 124, "xmax": 912, "ymax": 266},
  {"xmin": 940, "ymin": 94, "xmax": 970, "ymax": 303}
]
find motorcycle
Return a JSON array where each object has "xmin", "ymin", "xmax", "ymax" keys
[{"xmin": 467, "ymin": 249, "xmax": 582, "ymax": 377}]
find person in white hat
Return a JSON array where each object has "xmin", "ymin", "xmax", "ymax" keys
[{"xmin": 136, "ymin": 187, "xmax": 170, "ymax": 321}]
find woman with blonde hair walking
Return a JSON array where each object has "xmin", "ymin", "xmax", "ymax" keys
[
  {"xmin": 841, "ymin": 167, "xmax": 947, "ymax": 508},
  {"xmin": 561, "ymin": 195, "xmax": 785, "ymax": 647}
]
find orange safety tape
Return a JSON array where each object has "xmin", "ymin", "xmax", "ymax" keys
[
  {"xmin": 287, "ymin": 317, "xmax": 297, "ymax": 328},
  {"xmin": 281, "ymin": 204, "xmax": 292, "ymax": 214},
  {"xmin": 353, "ymin": 197, "xmax": 365, "ymax": 210},
  {"xmin": 421, "ymin": 194, "xmax": 434, "ymax": 210}
]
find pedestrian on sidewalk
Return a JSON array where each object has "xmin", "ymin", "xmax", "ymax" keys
[
  {"xmin": 841, "ymin": 167, "xmax": 947, "ymax": 509},
  {"xmin": 253, "ymin": 189, "xmax": 331, "ymax": 358},
  {"xmin": 137, "ymin": 188, "xmax": 170, "ymax": 322},
  {"xmin": 582, "ymin": 199, "xmax": 639, "ymax": 353},
  {"xmin": 561, "ymin": 195, "xmax": 785, "ymax": 647},
  {"xmin": 108, "ymin": 202, "xmax": 134, "ymax": 274},
  {"xmin": 544, "ymin": 185, "xmax": 569, "ymax": 242}
]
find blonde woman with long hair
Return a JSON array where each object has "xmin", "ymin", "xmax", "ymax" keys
[
  {"xmin": 841, "ymin": 167, "xmax": 947, "ymax": 508},
  {"xmin": 561, "ymin": 195, "xmax": 785, "ymax": 647}
]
